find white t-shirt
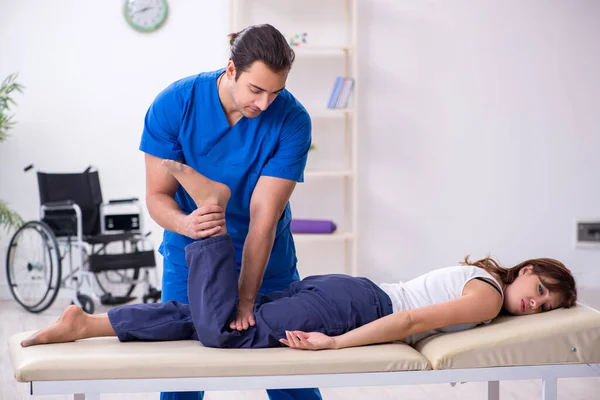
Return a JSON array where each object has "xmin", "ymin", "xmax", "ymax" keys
[{"xmin": 379, "ymin": 265, "xmax": 504, "ymax": 345}]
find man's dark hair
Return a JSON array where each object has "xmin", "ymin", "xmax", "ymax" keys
[{"xmin": 228, "ymin": 24, "xmax": 295, "ymax": 80}]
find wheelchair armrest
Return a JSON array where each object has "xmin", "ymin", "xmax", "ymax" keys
[
  {"xmin": 108, "ymin": 198, "xmax": 139, "ymax": 204},
  {"xmin": 41, "ymin": 201, "xmax": 82, "ymax": 217},
  {"xmin": 41, "ymin": 201, "xmax": 83, "ymax": 238}
]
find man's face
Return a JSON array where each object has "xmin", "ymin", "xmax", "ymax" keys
[{"xmin": 227, "ymin": 60, "xmax": 288, "ymax": 118}]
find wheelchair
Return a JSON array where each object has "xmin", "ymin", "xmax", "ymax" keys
[{"xmin": 5, "ymin": 165, "xmax": 162, "ymax": 314}]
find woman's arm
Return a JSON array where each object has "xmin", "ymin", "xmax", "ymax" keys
[{"xmin": 281, "ymin": 278, "xmax": 503, "ymax": 350}]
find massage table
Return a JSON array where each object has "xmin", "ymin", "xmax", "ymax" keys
[{"xmin": 9, "ymin": 303, "xmax": 600, "ymax": 400}]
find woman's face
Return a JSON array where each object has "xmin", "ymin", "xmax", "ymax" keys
[{"xmin": 503, "ymin": 265, "xmax": 563, "ymax": 315}]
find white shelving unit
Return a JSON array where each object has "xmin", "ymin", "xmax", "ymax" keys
[{"xmin": 229, "ymin": 0, "xmax": 359, "ymax": 276}]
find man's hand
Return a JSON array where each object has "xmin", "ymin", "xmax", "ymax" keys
[
  {"xmin": 230, "ymin": 299, "xmax": 256, "ymax": 331},
  {"xmin": 280, "ymin": 331, "xmax": 338, "ymax": 351},
  {"xmin": 177, "ymin": 205, "xmax": 225, "ymax": 239}
]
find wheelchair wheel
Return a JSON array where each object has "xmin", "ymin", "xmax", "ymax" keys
[
  {"xmin": 94, "ymin": 268, "xmax": 139, "ymax": 299},
  {"xmin": 6, "ymin": 221, "xmax": 62, "ymax": 313},
  {"xmin": 72, "ymin": 293, "xmax": 94, "ymax": 314}
]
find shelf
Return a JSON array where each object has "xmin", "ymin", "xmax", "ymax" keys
[
  {"xmin": 309, "ymin": 108, "xmax": 354, "ymax": 118},
  {"xmin": 293, "ymin": 232, "xmax": 354, "ymax": 242},
  {"xmin": 230, "ymin": 0, "xmax": 359, "ymax": 275},
  {"xmin": 305, "ymin": 170, "xmax": 353, "ymax": 178}
]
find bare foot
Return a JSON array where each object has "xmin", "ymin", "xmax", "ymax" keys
[
  {"xmin": 21, "ymin": 305, "xmax": 88, "ymax": 347},
  {"xmin": 161, "ymin": 160, "xmax": 231, "ymax": 212}
]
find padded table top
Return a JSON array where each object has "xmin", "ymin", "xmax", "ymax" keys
[
  {"xmin": 416, "ymin": 303, "xmax": 600, "ymax": 369},
  {"xmin": 9, "ymin": 333, "xmax": 430, "ymax": 382},
  {"xmin": 9, "ymin": 304, "xmax": 600, "ymax": 382}
]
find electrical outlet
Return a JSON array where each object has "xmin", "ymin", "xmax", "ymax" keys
[{"xmin": 575, "ymin": 219, "xmax": 600, "ymax": 249}]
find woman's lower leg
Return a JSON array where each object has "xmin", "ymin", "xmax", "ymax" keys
[{"xmin": 21, "ymin": 305, "xmax": 115, "ymax": 347}]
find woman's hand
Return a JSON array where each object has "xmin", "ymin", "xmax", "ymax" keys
[{"xmin": 280, "ymin": 331, "xmax": 337, "ymax": 350}]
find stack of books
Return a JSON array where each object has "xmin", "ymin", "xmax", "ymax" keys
[{"xmin": 327, "ymin": 76, "xmax": 354, "ymax": 109}]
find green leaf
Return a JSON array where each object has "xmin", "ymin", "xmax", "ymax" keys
[
  {"xmin": 0, "ymin": 201, "xmax": 24, "ymax": 232},
  {"xmin": 0, "ymin": 74, "xmax": 25, "ymax": 232},
  {"xmin": 0, "ymin": 73, "xmax": 24, "ymax": 143}
]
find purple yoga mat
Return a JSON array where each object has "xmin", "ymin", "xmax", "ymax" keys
[{"xmin": 291, "ymin": 219, "xmax": 337, "ymax": 234}]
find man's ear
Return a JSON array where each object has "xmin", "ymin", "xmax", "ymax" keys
[{"xmin": 226, "ymin": 60, "xmax": 236, "ymax": 80}]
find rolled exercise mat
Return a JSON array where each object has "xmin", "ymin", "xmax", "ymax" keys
[{"xmin": 291, "ymin": 219, "xmax": 337, "ymax": 234}]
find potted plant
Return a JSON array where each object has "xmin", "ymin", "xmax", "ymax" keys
[{"xmin": 0, "ymin": 73, "xmax": 24, "ymax": 232}]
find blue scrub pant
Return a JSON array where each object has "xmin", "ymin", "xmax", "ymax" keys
[{"xmin": 108, "ymin": 235, "xmax": 392, "ymax": 398}]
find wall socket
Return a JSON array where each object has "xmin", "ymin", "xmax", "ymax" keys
[{"xmin": 575, "ymin": 219, "xmax": 600, "ymax": 249}]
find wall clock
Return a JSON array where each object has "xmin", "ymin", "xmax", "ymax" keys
[{"xmin": 123, "ymin": 0, "xmax": 168, "ymax": 33}]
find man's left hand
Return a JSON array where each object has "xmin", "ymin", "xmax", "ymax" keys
[{"xmin": 230, "ymin": 299, "xmax": 256, "ymax": 331}]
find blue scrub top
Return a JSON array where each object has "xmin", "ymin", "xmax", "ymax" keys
[{"xmin": 140, "ymin": 69, "xmax": 311, "ymax": 289}]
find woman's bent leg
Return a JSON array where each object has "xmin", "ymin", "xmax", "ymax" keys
[
  {"xmin": 185, "ymin": 234, "xmax": 241, "ymax": 348},
  {"xmin": 186, "ymin": 235, "xmax": 392, "ymax": 349}
]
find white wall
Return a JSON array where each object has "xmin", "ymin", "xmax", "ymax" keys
[
  {"xmin": 356, "ymin": 0, "xmax": 600, "ymax": 287},
  {"xmin": 1, "ymin": 0, "xmax": 599, "ymax": 300},
  {"xmin": 0, "ymin": 0, "xmax": 229, "ymax": 298}
]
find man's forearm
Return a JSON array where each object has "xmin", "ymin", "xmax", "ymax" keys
[
  {"xmin": 146, "ymin": 193, "xmax": 186, "ymax": 235},
  {"xmin": 238, "ymin": 222, "xmax": 277, "ymax": 302}
]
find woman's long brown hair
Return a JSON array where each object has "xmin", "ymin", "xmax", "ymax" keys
[{"xmin": 461, "ymin": 256, "xmax": 577, "ymax": 308}]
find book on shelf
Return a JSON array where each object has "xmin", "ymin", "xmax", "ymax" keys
[{"xmin": 327, "ymin": 76, "xmax": 354, "ymax": 109}]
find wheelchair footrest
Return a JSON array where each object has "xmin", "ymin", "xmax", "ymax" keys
[
  {"xmin": 100, "ymin": 293, "xmax": 137, "ymax": 306},
  {"xmin": 143, "ymin": 287, "xmax": 162, "ymax": 304},
  {"xmin": 89, "ymin": 250, "xmax": 155, "ymax": 273}
]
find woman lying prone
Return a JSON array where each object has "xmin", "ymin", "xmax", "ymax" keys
[{"xmin": 21, "ymin": 161, "xmax": 577, "ymax": 351}]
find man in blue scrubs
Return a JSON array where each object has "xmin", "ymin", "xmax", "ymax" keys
[{"xmin": 140, "ymin": 24, "xmax": 321, "ymax": 400}]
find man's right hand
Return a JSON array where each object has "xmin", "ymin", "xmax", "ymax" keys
[{"xmin": 178, "ymin": 205, "xmax": 225, "ymax": 239}]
